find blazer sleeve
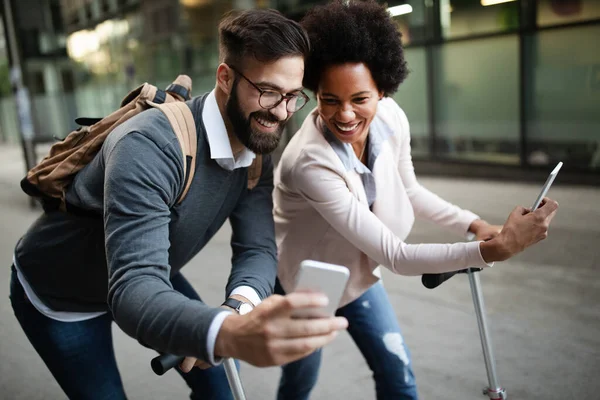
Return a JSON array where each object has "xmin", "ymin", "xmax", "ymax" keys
[{"xmin": 290, "ymin": 147, "xmax": 490, "ymax": 276}]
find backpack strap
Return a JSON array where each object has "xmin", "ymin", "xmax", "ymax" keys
[
  {"xmin": 148, "ymin": 101, "xmax": 197, "ymax": 204},
  {"xmin": 167, "ymin": 75, "xmax": 192, "ymax": 101}
]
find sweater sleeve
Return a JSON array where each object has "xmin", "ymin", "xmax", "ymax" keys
[
  {"xmin": 226, "ymin": 155, "xmax": 278, "ymax": 300},
  {"xmin": 291, "ymin": 149, "xmax": 489, "ymax": 276},
  {"xmin": 104, "ymin": 130, "xmax": 222, "ymax": 363}
]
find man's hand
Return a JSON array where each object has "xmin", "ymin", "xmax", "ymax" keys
[
  {"xmin": 214, "ymin": 292, "xmax": 348, "ymax": 367},
  {"xmin": 180, "ymin": 294, "xmax": 256, "ymax": 373},
  {"xmin": 180, "ymin": 356, "xmax": 211, "ymax": 373},
  {"xmin": 468, "ymin": 219, "xmax": 503, "ymax": 241},
  {"xmin": 480, "ymin": 197, "xmax": 558, "ymax": 263}
]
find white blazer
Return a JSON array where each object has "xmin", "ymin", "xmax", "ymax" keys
[{"xmin": 274, "ymin": 97, "xmax": 490, "ymax": 307}]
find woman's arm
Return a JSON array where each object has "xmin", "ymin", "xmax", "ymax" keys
[{"xmin": 291, "ymin": 152, "xmax": 490, "ymax": 276}]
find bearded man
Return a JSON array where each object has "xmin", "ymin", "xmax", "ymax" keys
[{"xmin": 9, "ymin": 9, "xmax": 348, "ymax": 400}]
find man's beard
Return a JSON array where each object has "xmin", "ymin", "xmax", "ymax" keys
[{"xmin": 226, "ymin": 81, "xmax": 286, "ymax": 155}]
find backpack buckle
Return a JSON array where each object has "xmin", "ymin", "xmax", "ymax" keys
[{"xmin": 165, "ymin": 84, "xmax": 190, "ymax": 101}]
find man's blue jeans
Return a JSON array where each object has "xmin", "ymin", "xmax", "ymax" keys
[
  {"xmin": 9, "ymin": 265, "xmax": 233, "ymax": 400},
  {"xmin": 277, "ymin": 281, "xmax": 418, "ymax": 400}
]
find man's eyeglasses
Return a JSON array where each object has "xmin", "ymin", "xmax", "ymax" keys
[{"xmin": 229, "ymin": 65, "xmax": 309, "ymax": 113}]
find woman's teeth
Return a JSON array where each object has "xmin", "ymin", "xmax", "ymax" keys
[
  {"xmin": 335, "ymin": 122, "xmax": 359, "ymax": 132},
  {"xmin": 255, "ymin": 116, "xmax": 277, "ymax": 128}
]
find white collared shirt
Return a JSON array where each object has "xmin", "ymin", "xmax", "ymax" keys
[{"xmin": 203, "ymin": 90, "xmax": 256, "ymax": 171}]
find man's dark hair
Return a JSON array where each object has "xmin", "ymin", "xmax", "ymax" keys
[
  {"xmin": 218, "ymin": 9, "xmax": 310, "ymax": 67},
  {"xmin": 300, "ymin": 0, "xmax": 408, "ymax": 96}
]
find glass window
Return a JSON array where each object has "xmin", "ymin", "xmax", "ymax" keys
[
  {"xmin": 393, "ymin": 47, "xmax": 430, "ymax": 157},
  {"xmin": 387, "ymin": 0, "xmax": 431, "ymax": 45},
  {"xmin": 440, "ymin": 0, "xmax": 519, "ymax": 39},
  {"xmin": 152, "ymin": 39, "xmax": 183, "ymax": 89},
  {"xmin": 526, "ymin": 25, "xmax": 600, "ymax": 171},
  {"xmin": 181, "ymin": 0, "xmax": 227, "ymax": 94},
  {"xmin": 0, "ymin": 97, "xmax": 20, "ymax": 143},
  {"xmin": 538, "ymin": 0, "xmax": 600, "ymax": 27},
  {"xmin": 433, "ymin": 35, "xmax": 520, "ymax": 164},
  {"xmin": 0, "ymin": 62, "xmax": 10, "ymax": 97},
  {"xmin": 277, "ymin": 0, "xmax": 326, "ymax": 21},
  {"xmin": 0, "ymin": 18, "xmax": 11, "ymax": 98}
]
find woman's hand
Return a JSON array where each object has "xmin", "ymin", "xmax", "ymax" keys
[
  {"xmin": 468, "ymin": 219, "xmax": 503, "ymax": 241},
  {"xmin": 479, "ymin": 197, "xmax": 558, "ymax": 263}
]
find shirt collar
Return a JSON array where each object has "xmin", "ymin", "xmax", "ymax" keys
[
  {"xmin": 320, "ymin": 112, "xmax": 394, "ymax": 174},
  {"xmin": 202, "ymin": 90, "xmax": 256, "ymax": 171}
]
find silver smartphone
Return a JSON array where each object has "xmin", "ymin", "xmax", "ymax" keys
[
  {"xmin": 291, "ymin": 260, "xmax": 350, "ymax": 319},
  {"xmin": 531, "ymin": 161, "xmax": 562, "ymax": 211}
]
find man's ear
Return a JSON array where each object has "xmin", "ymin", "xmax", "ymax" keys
[
  {"xmin": 378, "ymin": 90, "xmax": 384, "ymax": 100},
  {"xmin": 216, "ymin": 63, "xmax": 235, "ymax": 95}
]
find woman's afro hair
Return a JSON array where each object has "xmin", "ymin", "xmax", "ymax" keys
[{"xmin": 300, "ymin": 0, "xmax": 408, "ymax": 96}]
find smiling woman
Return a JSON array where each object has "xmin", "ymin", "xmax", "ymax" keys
[
  {"xmin": 316, "ymin": 63, "xmax": 382, "ymax": 163},
  {"xmin": 272, "ymin": 1, "xmax": 558, "ymax": 400}
]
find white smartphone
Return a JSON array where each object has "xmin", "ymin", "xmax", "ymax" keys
[
  {"xmin": 531, "ymin": 161, "xmax": 562, "ymax": 211},
  {"xmin": 291, "ymin": 260, "xmax": 350, "ymax": 319}
]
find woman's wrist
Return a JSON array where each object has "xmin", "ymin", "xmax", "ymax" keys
[
  {"xmin": 479, "ymin": 236, "xmax": 511, "ymax": 263},
  {"xmin": 468, "ymin": 219, "xmax": 487, "ymax": 235}
]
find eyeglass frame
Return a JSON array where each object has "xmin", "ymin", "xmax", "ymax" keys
[{"xmin": 228, "ymin": 65, "xmax": 310, "ymax": 113}]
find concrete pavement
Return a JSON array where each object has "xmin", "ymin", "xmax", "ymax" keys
[{"xmin": 0, "ymin": 144, "xmax": 599, "ymax": 400}]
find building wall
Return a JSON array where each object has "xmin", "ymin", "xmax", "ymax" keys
[
  {"xmin": 1, "ymin": 0, "xmax": 599, "ymax": 178},
  {"xmin": 0, "ymin": 0, "xmax": 73, "ymax": 143},
  {"xmin": 392, "ymin": 0, "xmax": 600, "ymax": 172}
]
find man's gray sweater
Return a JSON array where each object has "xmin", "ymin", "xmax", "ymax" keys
[{"xmin": 14, "ymin": 94, "xmax": 278, "ymax": 362}]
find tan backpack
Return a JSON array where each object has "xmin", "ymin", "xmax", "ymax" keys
[{"xmin": 21, "ymin": 75, "xmax": 262, "ymax": 212}]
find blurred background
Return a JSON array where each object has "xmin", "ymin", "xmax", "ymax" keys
[
  {"xmin": 0, "ymin": 2, "xmax": 599, "ymax": 399},
  {"xmin": 0, "ymin": 0, "xmax": 599, "ymax": 184}
]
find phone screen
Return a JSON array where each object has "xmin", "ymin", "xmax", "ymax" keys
[{"xmin": 531, "ymin": 162, "xmax": 562, "ymax": 211}]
